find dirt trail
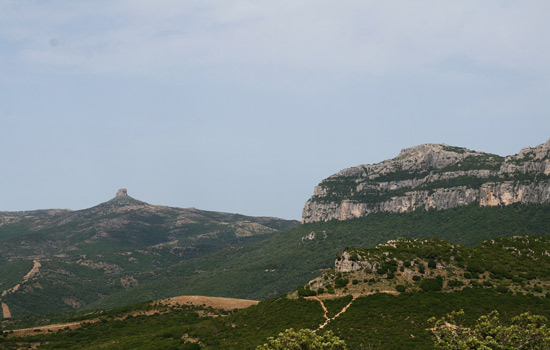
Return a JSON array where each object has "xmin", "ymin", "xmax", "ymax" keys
[
  {"xmin": 2, "ymin": 302, "xmax": 11, "ymax": 319},
  {"xmin": 1, "ymin": 260, "xmax": 41, "ymax": 319},
  {"xmin": 1, "ymin": 260, "xmax": 41, "ymax": 297},
  {"xmin": 10, "ymin": 321, "xmax": 86, "ymax": 337},
  {"xmin": 313, "ymin": 296, "xmax": 356, "ymax": 332}
]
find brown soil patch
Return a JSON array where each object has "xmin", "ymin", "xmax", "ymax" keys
[
  {"xmin": 2, "ymin": 302, "xmax": 12, "ymax": 319},
  {"xmin": 6, "ymin": 295, "xmax": 259, "ymax": 338},
  {"xmin": 160, "ymin": 295, "xmax": 259, "ymax": 310},
  {"xmin": 9, "ymin": 321, "xmax": 89, "ymax": 337}
]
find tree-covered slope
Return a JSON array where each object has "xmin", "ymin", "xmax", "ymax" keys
[
  {"xmin": 6, "ymin": 235, "xmax": 550, "ymax": 349},
  {"xmin": 85, "ymin": 203, "xmax": 550, "ymax": 309}
]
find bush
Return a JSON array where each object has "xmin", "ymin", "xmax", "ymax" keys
[
  {"xmin": 447, "ymin": 280, "xmax": 464, "ymax": 288},
  {"xmin": 418, "ymin": 264, "xmax": 426, "ymax": 274},
  {"xmin": 334, "ymin": 279, "xmax": 349, "ymax": 289},
  {"xmin": 256, "ymin": 328, "xmax": 347, "ymax": 350},
  {"xmin": 428, "ymin": 260, "xmax": 437, "ymax": 269},
  {"xmin": 412, "ymin": 275, "xmax": 421, "ymax": 282},
  {"xmin": 297, "ymin": 286, "xmax": 317, "ymax": 297},
  {"xmin": 395, "ymin": 285, "xmax": 406, "ymax": 293},
  {"xmin": 466, "ymin": 262, "xmax": 484, "ymax": 274},
  {"xmin": 496, "ymin": 286, "xmax": 509, "ymax": 293},
  {"xmin": 420, "ymin": 278, "xmax": 443, "ymax": 292}
]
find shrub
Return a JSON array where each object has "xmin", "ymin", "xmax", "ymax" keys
[
  {"xmin": 466, "ymin": 262, "xmax": 484, "ymax": 274},
  {"xmin": 256, "ymin": 328, "xmax": 347, "ymax": 350},
  {"xmin": 496, "ymin": 286, "xmax": 509, "ymax": 293},
  {"xmin": 420, "ymin": 278, "xmax": 443, "ymax": 292},
  {"xmin": 395, "ymin": 285, "xmax": 406, "ymax": 293},
  {"xmin": 297, "ymin": 286, "xmax": 317, "ymax": 297},
  {"xmin": 447, "ymin": 280, "xmax": 464, "ymax": 288},
  {"xmin": 418, "ymin": 263, "xmax": 426, "ymax": 274},
  {"xmin": 334, "ymin": 278, "xmax": 349, "ymax": 289},
  {"xmin": 428, "ymin": 260, "xmax": 437, "ymax": 269},
  {"xmin": 412, "ymin": 275, "xmax": 421, "ymax": 282}
]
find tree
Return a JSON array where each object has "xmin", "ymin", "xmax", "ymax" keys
[
  {"xmin": 256, "ymin": 328, "xmax": 347, "ymax": 350},
  {"xmin": 429, "ymin": 309, "xmax": 550, "ymax": 349}
]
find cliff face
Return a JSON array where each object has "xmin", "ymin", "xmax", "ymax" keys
[{"xmin": 302, "ymin": 139, "xmax": 550, "ymax": 223}]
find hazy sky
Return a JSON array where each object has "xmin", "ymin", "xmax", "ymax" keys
[{"xmin": 1, "ymin": 1, "xmax": 550, "ymax": 220}]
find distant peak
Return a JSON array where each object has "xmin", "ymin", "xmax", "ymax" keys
[{"xmin": 93, "ymin": 188, "xmax": 148, "ymax": 209}]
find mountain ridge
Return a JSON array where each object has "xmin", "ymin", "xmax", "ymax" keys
[{"xmin": 302, "ymin": 139, "xmax": 550, "ymax": 223}]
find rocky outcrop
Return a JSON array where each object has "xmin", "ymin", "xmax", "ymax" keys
[{"xmin": 303, "ymin": 139, "xmax": 550, "ymax": 223}]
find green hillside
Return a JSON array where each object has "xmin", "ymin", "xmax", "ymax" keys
[
  {"xmin": 3, "ymin": 203, "xmax": 548, "ymax": 316},
  {"xmin": 90, "ymin": 203, "xmax": 550, "ymax": 307},
  {"xmin": 5, "ymin": 235, "xmax": 550, "ymax": 349}
]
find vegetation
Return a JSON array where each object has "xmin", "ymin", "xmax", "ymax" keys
[
  {"xmin": 430, "ymin": 310, "xmax": 550, "ymax": 349},
  {"xmin": 3, "ymin": 203, "xmax": 549, "ymax": 316},
  {"xmin": 4, "ymin": 289, "xmax": 550, "ymax": 349},
  {"xmin": 312, "ymin": 235, "xmax": 550, "ymax": 299},
  {"xmin": 256, "ymin": 328, "xmax": 346, "ymax": 350}
]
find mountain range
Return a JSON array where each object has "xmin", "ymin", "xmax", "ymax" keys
[{"xmin": 1, "ymin": 139, "xmax": 550, "ymax": 350}]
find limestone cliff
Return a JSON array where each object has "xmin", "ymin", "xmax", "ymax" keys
[{"xmin": 302, "ymin": 139, "xmax": 550, "ymax": 223}]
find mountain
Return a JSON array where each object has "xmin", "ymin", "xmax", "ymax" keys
[
  {"xmin": 2, "ymin": 140, "xmax": 550, "ymax": 318},
  {"xmin": 0, "ymin": 189, "xmax": 297, "ymax": 263},
  {"xmin": 0, "ymin": 190, "xmax": 298, "ymax": 316},
  {"xmin": 303, "ymin": 139, "xmax": 550, "ymax": 223}
]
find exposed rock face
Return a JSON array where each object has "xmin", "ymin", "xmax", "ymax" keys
[{"xmin": 302, "ymin": 140, "xmax": 550, "ymax": 223}]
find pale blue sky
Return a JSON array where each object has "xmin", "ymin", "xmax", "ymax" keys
[{"xmin": 1, "ymin": 1, "xmax": 550, "ymax": 219}]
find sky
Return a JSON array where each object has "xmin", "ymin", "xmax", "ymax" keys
[{"xmin": 1, "ymin": 1, "xmax": 550, "ymax": 220}]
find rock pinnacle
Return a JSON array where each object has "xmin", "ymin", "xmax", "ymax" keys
[{"xmin": 116, "ymin": 188, "xmax": 128, "ymax": 198}]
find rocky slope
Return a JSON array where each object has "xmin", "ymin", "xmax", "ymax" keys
[
  {"xmin": 303, "ymin": 235, "xmax": 550, "ymax": 298},
  {"xmin": 302, "ymin": 139, "xmax": 550, "ymax": 223}
]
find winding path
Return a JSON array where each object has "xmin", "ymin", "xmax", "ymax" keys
[
  {"xmin": 0, "ymin": 260, "xmax": 41, "ymax": 319},
  {"xmin": 313, "ymin": 296, "xmax": 356, "ymax": 332}
]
